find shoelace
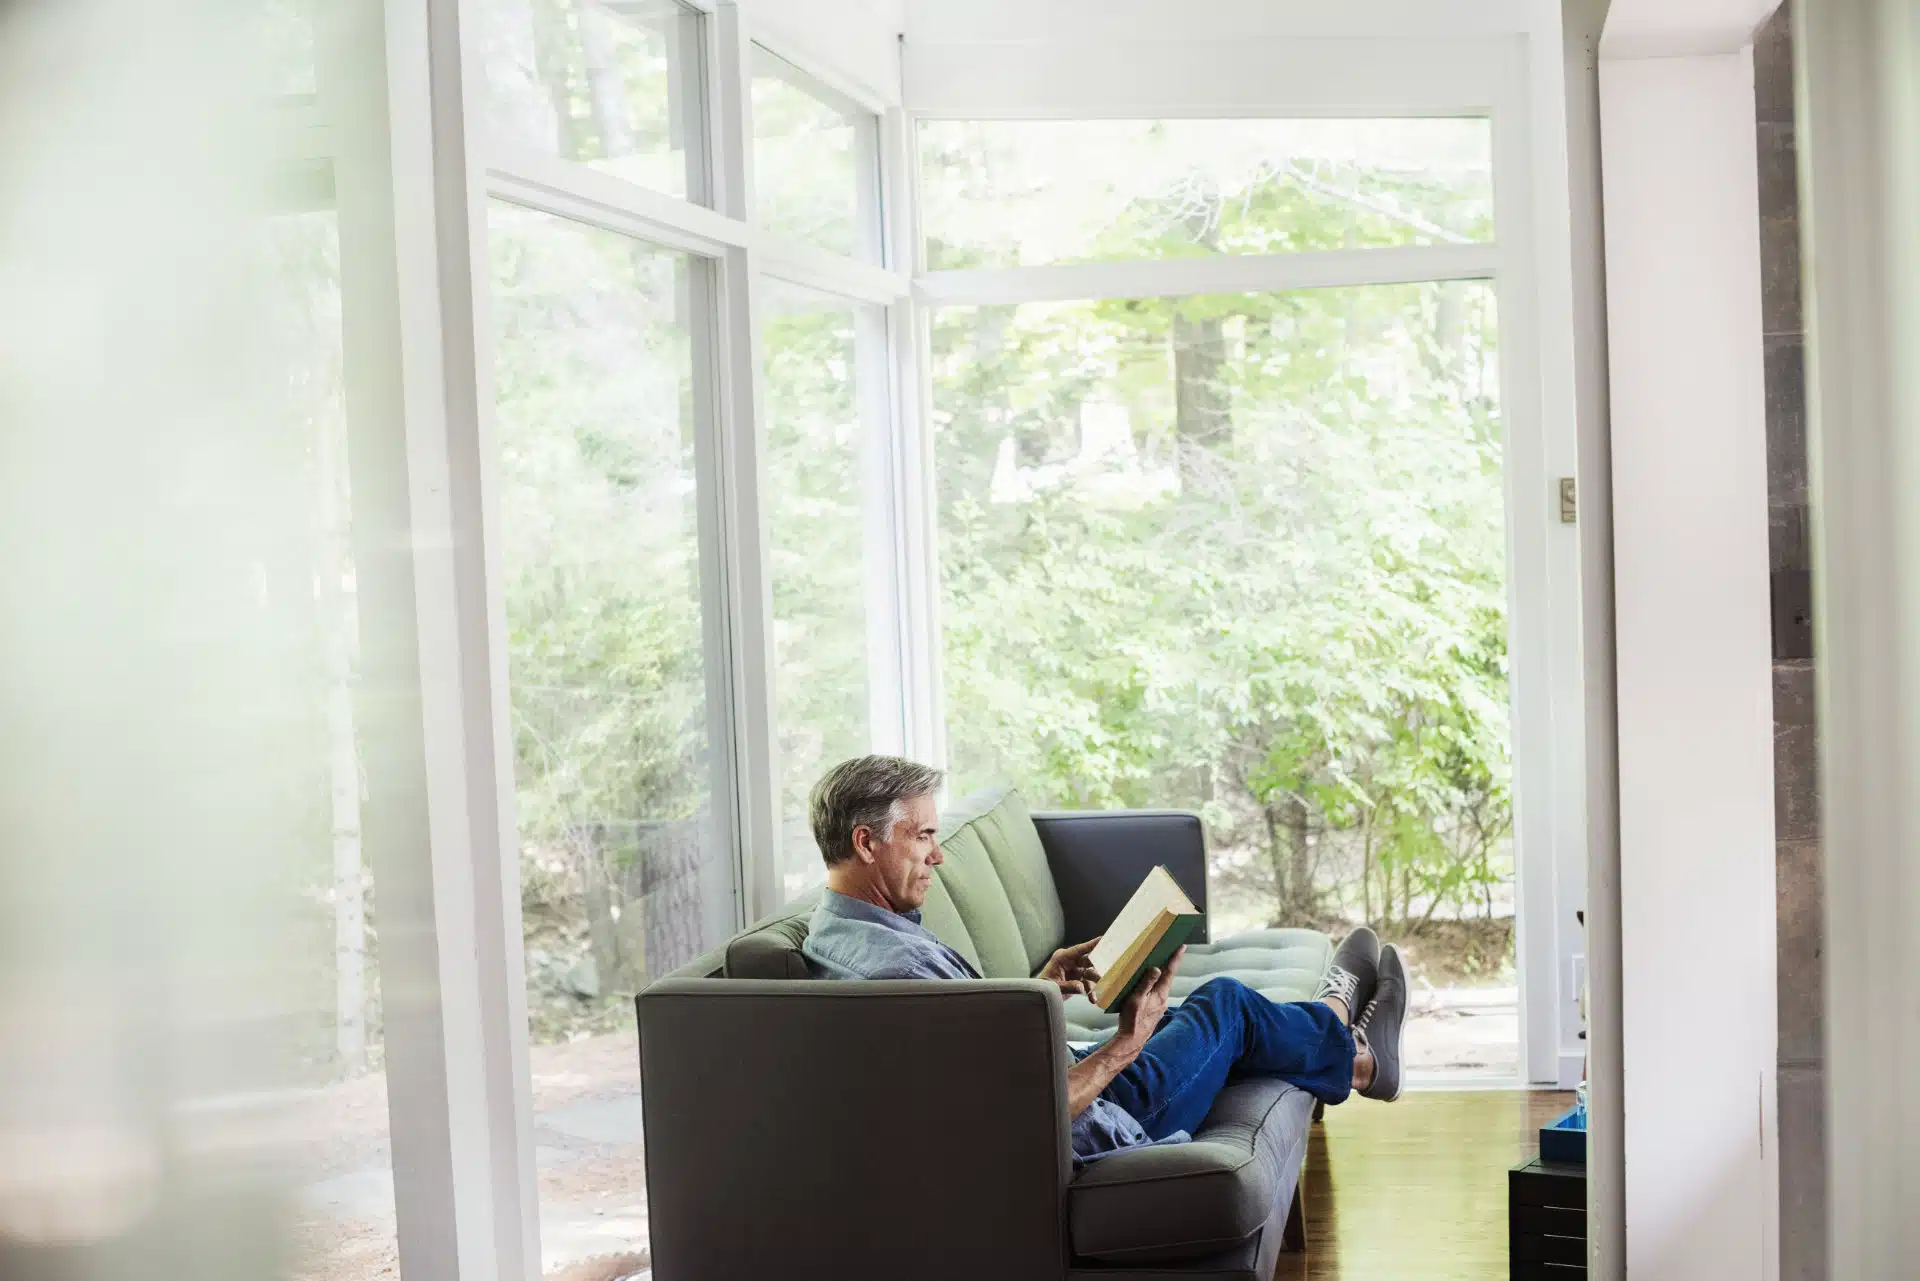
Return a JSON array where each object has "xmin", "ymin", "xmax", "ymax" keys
[
  {"xmin": 1320, "ymin": 964, "xmax": 1360, "ymax": 1009},
  {"xmin": 1354, "ymin": 983, "xmax": 1384, "ymax": 1034}
]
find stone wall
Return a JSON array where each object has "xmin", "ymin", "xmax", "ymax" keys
[{"xmin": 1754, "ymin": 9, "xmax": 1825, "ymax": 1281}]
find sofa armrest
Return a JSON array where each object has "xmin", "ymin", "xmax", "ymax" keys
[
  {"xmin": 1032, "ymin": 810, "xmax": 1210, "ymax": 946},
  {"xmin": 637, "ymin": 977, "xmax": 1073, "ymax": 1281}
]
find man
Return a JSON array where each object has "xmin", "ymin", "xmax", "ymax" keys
[{"xmin": 801, "ymin": 755, "xmax": 1407, "ymax": 1164}]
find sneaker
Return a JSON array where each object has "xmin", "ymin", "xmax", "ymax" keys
[
  {"xmin": 1315, "ymin": 926, "xmax": 1381, "ymax": 1021},
  {"xmin": 1355, "ymin": 943, "xmax": 1406, "ymax": 1102}
]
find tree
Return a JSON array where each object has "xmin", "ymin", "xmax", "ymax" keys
[{"xmin": 927, "ymin": 120, "xmax": 1511, "ymax": 938}]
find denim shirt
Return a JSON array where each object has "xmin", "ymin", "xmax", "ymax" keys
[{"xmin": 803, "ymin": 889, "xmax": 1175, "ymax": 1164}]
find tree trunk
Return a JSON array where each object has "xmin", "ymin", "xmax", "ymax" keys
[
  {"xmin": 530, "ymin": 0, "xmax": 583, "ymax": 160},
  {"xmin": 1429, "ymin": 283, "xmax": 1466, "ymax": 386},
  {"xmin": 1172, "ymin": 311, "xmax": 1230, "ymax": 489},
  {"xmin": 1263, "ymin": 802, "xmax": 1289, "ymax": 920},
  {"xmin": 1287, "ymin": 796, "xmax": 1312, "ymax": 920},
  {"xmin": 642, "ymin": 820, "xmax": 707, "ymax": 980},
  {"xmin": 1170, "ymin": 185, "xmax": 1229, "ymax": 492},
  {"xmin": 573, "ymin": 823, "xmax": 624, "ymax": 993},
  {"xmin": 573, "ymin": 0, "xmax": 635, "ymax": 160},
  {"xmin": 1360, "ymin": 810, "xmax": 1375, "ymax": 925}
]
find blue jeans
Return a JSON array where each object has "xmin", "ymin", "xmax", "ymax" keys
[{"xmin": 1099, "ymin": 976, "xmax": 1356, "ymax": 1141}]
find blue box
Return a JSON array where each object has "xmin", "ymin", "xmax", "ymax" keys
[{"xmin": 1539, "ymin": 1106, "xmax": 1587, "ymax": 1166}]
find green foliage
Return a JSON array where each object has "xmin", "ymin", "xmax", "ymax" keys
[{"xmin": 930, "ymin": 135, "xmax": 1513, "ymax": 928}]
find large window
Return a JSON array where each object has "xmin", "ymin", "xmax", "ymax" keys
[
  {"xmin": 922, "ymin": 114, "xmax": 1524, "ymax": 1081},
  {"xmin": 762, "ymin": 280, "xmax": 891, "ymax": 895},
  {"xmin": 489, "ymin": 201, "xmax": 722, "ymax": 1269}
]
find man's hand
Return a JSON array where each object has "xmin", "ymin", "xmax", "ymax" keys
[
  {"xmin": 1064, "ymin": 946, "xmax": 1186, "ymax": 1121},
  {"xmin": 1116, "ymin": 946, "xmax": 1184, "ymax": 1050},
  {"xmin": 1039, "ymin": 936, "xmax": 1103, "ymax": 999}
]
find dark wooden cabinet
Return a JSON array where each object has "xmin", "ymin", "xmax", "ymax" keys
[{"xmin": 1510, "ymin": 1157, "xmax": 1586, "ymax": 1279}]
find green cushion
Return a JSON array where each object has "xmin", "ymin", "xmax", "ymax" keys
[
  {"xmin": 914, "ymin": 872, "xmax": 984, "ymax": 975},
  {"xmin": 950, "ymin": 787, "xmax": 1066, "ymax": 973},
  {"xmin": 933, "ymin": 804, "xmax": 1032, "ymax": 979}
]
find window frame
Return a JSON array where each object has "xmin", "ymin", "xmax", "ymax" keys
[{"xmin": 901, "ymin": 34, "xmax": 1584, "ymax": 1094}]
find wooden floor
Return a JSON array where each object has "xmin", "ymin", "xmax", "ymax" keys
[{"xmin": 1274, "ymin": 1089, "xmax": 1573, "ymax": 1281}]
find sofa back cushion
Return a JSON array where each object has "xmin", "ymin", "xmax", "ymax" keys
[
  {"xmin": 916, "ymin": 874, "xmax": 986, "ymax": 975},
  {"xmin": 936, "ymin": 787, "xmax": 1064, "ymax": 978},
  {"xmin": 719, "ymin": 788, "xmax": 1060, "ymax": 982},
  {"xmin": 962, "ymin": 788, "xmax": 1068, "ymax": 973},
  {"xmin": 933, "ymin": 815, "xmax": 1030, "ymax": 979}
]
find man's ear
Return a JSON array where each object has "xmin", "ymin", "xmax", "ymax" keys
[{"xmin": 849, "ymin": 823, "xmax": 879, "ymax": 865}]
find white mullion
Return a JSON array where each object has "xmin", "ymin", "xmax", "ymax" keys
[
  {"xmin": 484, "ymin": 145, "xmax": 748, "ymax": 257},
  {"xmin": 1487, "ymin": 58, "xmax": 1561, "ymax": 1091},
  {"xmin": 710, "ymin": 0, "xmax": 781, "ymax": 922},
  {"xmin": 895, "ymin": 296, "xmax": 945, "ymax": 769},
  {"xmin": 757, "ymin": 232, "xmax": 908, "ymax": 305},
  {"xmin": 918, "ymin": 242, "xmax": 1501, "ymax": 307},
  {"xmin": 686, "ymin": 253, "xmax": 750, "ymax": 945},
  {"xmin": 858, "ymin": 302, "xmax": 907, "ymax": 757},
  {"xmin": 324, "ymin": 0, "xmax": 537, "ymax": 1277},
  {"xmin": 881, "ymin": 105, "xmax": 945, "ymax": 767}
]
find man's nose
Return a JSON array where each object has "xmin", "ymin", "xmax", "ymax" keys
[{"xmin": 929, "ymin": 842, "xmax": 944, "ymax": 865}]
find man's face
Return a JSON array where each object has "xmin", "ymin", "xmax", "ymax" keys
[{"xmin": 860, "ymin": 794, "xmax": 943, "ymax": 911}]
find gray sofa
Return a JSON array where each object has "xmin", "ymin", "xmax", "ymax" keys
[{"xmin": 636, "ymin": 788, "xmax": 1334, "ymax": 1281}]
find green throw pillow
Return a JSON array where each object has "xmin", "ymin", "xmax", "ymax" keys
[
  {"xmin": 954, "ymin": 787, "xmax": 1067, "ymax": 974},
  {"xmin": 932, "ymin": 814, "xmax": 1030, "ymax": 979}
]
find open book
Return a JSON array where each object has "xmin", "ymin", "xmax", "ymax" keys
[{"xmin": 1087, "ymin": 866, "xmax": 1205, "ymax": 1011}]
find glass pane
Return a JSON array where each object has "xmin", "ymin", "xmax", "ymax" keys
[
  {"xmin": 253, "ymin": 202, "xmax": 401, "ymax": 1281},
  {"xmin": 918, "ymin": 118, "xmax": 1494, "ymax": 270},
  {"xmin": 752, "ymin": 48, "xmax": 880, "ymax": 261},
  {"xmin": 489, "ymin": 202, "xmax": 726, "ymax": 1270},
  {"xmin": 762, "ymin": 281, "xmax": 888, "ymax": 900},
  {"xmin": 478, "ymin": 0, "xmax": 702, "ymax": 200},
  {"xmin": 932, "ymin": 282, "xmax": 1517, "ymax": 1080}
]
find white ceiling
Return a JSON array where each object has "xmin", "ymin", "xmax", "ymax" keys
[{"xmin": 1601, "ymin": 0, "xmax": 1784, "ymax": 57}]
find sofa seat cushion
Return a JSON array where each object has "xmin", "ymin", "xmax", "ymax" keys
[
  {"xmin": 1060, "ymin": 929, "xmax": 1331, "ymax": 1041},
  {"xmin": 1068, "ymin": 1078, "xmax": 1314, "ymax": 1263}
]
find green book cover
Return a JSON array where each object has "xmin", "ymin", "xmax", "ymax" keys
[{"xmin": 1098, "ymin": 911, "xmax": 1204, "ymax": 1010}]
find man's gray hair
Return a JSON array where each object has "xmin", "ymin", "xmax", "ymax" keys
[{"xmin": 809, "ymin": 755, "xmax": 945, "ymax": 867}]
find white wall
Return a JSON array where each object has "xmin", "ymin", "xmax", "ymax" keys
[{"xmin": 1598, "ymin": 11, "xmax": 1779, "ymax": 1280}]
